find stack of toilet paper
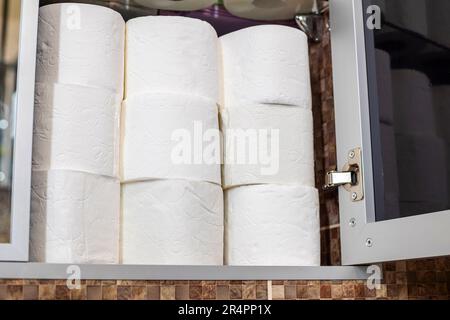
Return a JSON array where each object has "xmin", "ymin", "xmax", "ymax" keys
[
  {"xmin": 30, "ymin": 3, "xmax": 125, "ymax": 264},
  {"xmin": 220, "ymin": 25, "xmax": 320, "ymax": 266},
  {"xmin": 391, "ymin": 69, "xmax": 449, "ymax": 215},
  {"xmin": 121, "ymin": 16, "xmax": 223, "ymax": 265}
]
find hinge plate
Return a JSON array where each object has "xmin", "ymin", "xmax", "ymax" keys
[{"xmin": 324, "ymin": 148, "xmax": 364, "ymax": 202}]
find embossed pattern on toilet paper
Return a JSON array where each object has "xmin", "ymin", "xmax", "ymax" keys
[
  {"xmin": 126, "ymin": 16, "xmax": 219, "ymax": 101},
  {"xmin": 121, "ymin": 93, "xmax": 221, "ymax": 184},
  {"xmin": 36, "ymin": 3, "xmax": 125, "ymax": 95},
  {"xmin": 121, "ymin": 180, "xmax": 224, "ymax": 265},
  {"xmin": 225, "ymin": 184, "xmax": 320, "ymax": 266},
  {"xmin": 33, "ymin": 83, "xmax": 121, "ymax": 178},
  {"xmin": 30, "ymin": 170, "xmax": 120, "ymax": 264},
  {"xmin": 220, "ymin": 25, "xmax": 311, "ymax": 108},
  {"xmin": 221, "ymin": 104, "xmax": 315, "ymax": 188}
]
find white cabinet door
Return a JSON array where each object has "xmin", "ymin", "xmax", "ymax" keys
[
  {"xmin": 330, "ymin": 0, "xmax": 450, "ymax": 265},
  {"xmin": 0, "ymin": 0, "xmax": 38, "ymax": 261}
]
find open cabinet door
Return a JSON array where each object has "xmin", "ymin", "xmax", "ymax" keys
[
  {"xmin": 330, "ymin": 0, "xmax": 450, "ymax": 265},
  {"xmin": 0, "ymin": 0, "xmax": 38, "ymax": 261}
]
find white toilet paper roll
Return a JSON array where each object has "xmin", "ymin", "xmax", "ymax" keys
[
  {"xmin": 33, "ymin": 83, "xmax": 121, "ymax": 178},
  {"xmin": 134, "ymin": 0, "xmax": 215, "ymax": 11},
  {"xmin": 220, "ymin": 25, "xmax": 311, "ymax": 108},
  {"xmin": 375, "ymin": 49, "xmax": 394, "ymax": 125},
  {"xmin": 30, "ymin": 170, "xmax": 120, "ymax": 264},
  {"xmin": 121, "ymin": 93, "xmax": 221, "ymax": 185},
  {"xmin": 121, "ymin": 179, "xmax": 224, "ymax": 265},
  {"xmin": 427, "ymin": 0, "xmax": 450, "ymax": 48},
  {"xmin": 391, "ymin": 69, "xmax": 436, "ymax": 135},
  {"xmin": 224, "ymin": 0, "xmax": 315, "ymax": 21},
  {"xmin": 379, "ymin": 124, "xmax": 400, "ymax": 218},
  {"xmin": 221, "ymin": 104, "xmax": 315, "ymax": 188},
  {"xmin": 432, "ymin": 86, "xmax": 450, "ymax": 142},
  {"xmin": 225, "ymin": 184, "xmax": 320, "ymax": 266},
  {"xmin": 126, "ymin": 16, "xmax": 219, "ymax": 101},
  {"xmin": 36, "ymin": 3, "xmax": 125, "ymax": 95},
  {"xmin": 396, "ymin": 134, "xmax": 448, "ymax": 205}
]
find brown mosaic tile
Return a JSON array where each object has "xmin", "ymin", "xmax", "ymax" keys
[
  {"xmin": 229, "ymin": 285, "xmax": 242, "ymax": 300},
  {"xmin": 147, "ymin": 286, "xmax": 160, "ymax": 300},
  {"xmin": 6, "ymin": 285, "xmax": 22, "ymax": 300},
  {"xmin": 160, "ymin": 286, "xmax": 175, "ymax": 300},
  {"xmin": 102, "ymin": 285, "xmax": 117, "ymax": 300},
  {"xmin": 132, "ymin": 286, "xmax": 147, "ymax": 300},
  {"xmin": 202, "ymin": 285, "xmax": 216, "ymax": 300},
  {"xmin": 331, "ymin": 285, "xmax": 343, "ymax": 299},
  {"xmin": 216, "ymin": 285, "xmax": 229, "ymax": 300},
  {"xmin": 296, "ymin": 285, "xmax": 307, "ymax": 300},
  {"xmin": 38, "ymin": 284, "xmax": 55, "ymax": 300},
  {"xmin": 342, "ymin": 283, "xmax": 355, "ymax": 299},
  {"xmin": 305, "ymin": 284, "xmax": 320, "ymax": 300},
  {"xmin": 256, "ymin": 285, "xmax": 268, "ymax": 300},
  {"xmin": 87, "ymin": 286, "xmax": 102, "ymax": 300},
  {"xmin": 189, "ymin": 285, "xmax": 202, "ymax": 300},
  {"xmin": 70, "ymin": 287, "xmax": 87, "ymax": 300},
  {"xmin": 175, "ymin": 285, "xmax": 189, "ymax": 300},
  {"xmin": 272, "ymin": 285, "xmax": 284, "ymax": 300},
  {"xmin": 284, "ymin": 285, "xmax": 296, "ymax": 300},
  {"xmin": 55, "ymin": 285, "xmax": 70, "ymax": 300},
  {"xmin": 23, "ymin": 285, "xmax": 38, "ymax": 300},
  {"xmin": 117, "ymin": 286, "xmax": 132, "ymax": 300},
  {"xmin": 243, "ymin": 284, "xmax": 256, "ymax": 300},
  {"xmin": 320, "ymin": 284, "xmax": 331, "ymax": 299}
]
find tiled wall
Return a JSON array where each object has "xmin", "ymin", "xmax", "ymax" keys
[{"xmin": 0, "ymin": 15, "xmax": 449, "ymax": 300}]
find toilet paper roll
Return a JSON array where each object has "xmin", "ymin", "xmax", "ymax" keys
[
  {"xmin": 432, "ymin": 86, "xmax": 450, "ymax": 142},
  {"xmin": 30, "ymin": 170, "xmax": 120, "ymax": 264},
  {"xmin": 379, "ymin": 124, "xmax": 400, "ymax": 218},
  {"xmin": 33, "ymin": 83, "xmax": 121, "ymax": 178},
  {"xmin": 375, "ymin": 50, "xmax": 394, "ymax": 125},
  {"xmin": 121, "ymin": 93, "xmax": 221, "ymax": 185},
  {"xmin": 121, "ymin": 179, "xmax": 224, "ymax": 265},
  {"xmin": 396, "ymin": 134, "xmax": 448, "ymax": 205},
  {"xmin": 221, "ymin": 104, "xmax": 314, "ymax": 189},
  {"xmin": 220, "ymin": 25, "xmax": 311, "ymax": 108},
  {"xmin": 391, "ymin": 70, "xmax": 436, "ymax": 135},
  {"xmin": 225, "ymin": 184, "xmax": 320, "ymax": 266},
  {"xmin": 36, "ymin": 3, "xmax": 125, "ymax": 95},
  {"xmin": 224, "ymin": 0, "xmax": 315, "ymax": 21},
  {"xmin": 134, "ymin": 0, "xmax": 215, "ymax": 11},
  {"xmin": 126, "ymin": 16, "xmax": 219, "ymax": 101},
  {"xmin": 427, "ymin": 0, "xmax": 450, "ymax": 48}
]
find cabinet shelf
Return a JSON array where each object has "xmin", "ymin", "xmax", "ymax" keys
[{"xmin": 0, "ymin": 263, "xmax": 370, "ymax": 280}]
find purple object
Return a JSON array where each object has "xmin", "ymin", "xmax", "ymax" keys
[{"xmin": 159, "ymin": 4, "xmax": 298, "ymax": 36}]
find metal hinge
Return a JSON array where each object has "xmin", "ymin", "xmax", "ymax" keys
[{"xmin": 324, "ymin": 148, "xmax": 364, "ymax": 202}]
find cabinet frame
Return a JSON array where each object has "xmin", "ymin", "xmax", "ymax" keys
[
  {"xmin": 0, "ymin": 0, "xmax": 38, "ymax": 261},
  {"xmin": 330, "ymin": 0, "xmax": 450, "ymax": 265}
]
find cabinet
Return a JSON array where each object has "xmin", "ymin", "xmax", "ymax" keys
[{"xmin": 0, "ymin": 0, "xmax": 449, "ymax": 279}]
